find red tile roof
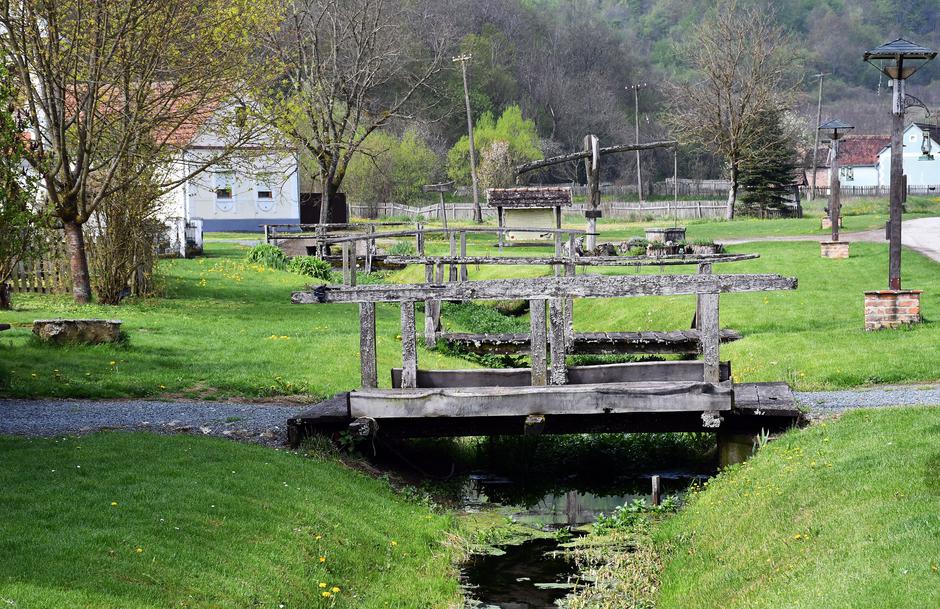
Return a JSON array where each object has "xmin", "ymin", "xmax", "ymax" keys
[{"xmin": 837, "ymin": 135, "xmax": 891, "ymax": 167}]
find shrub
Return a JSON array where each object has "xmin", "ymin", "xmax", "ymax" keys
[
  {"xmin": 387, "ymin": 240, "xmax": 416, "ymax": 256},
  {"xmin": 286, "ymin": 255, "xmax": 333, "ymax": 281},
  {"xmin": 245, "ymin": 243, "xmax": 288, "ymax": 270}
]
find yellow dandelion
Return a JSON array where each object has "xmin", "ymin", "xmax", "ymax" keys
[
  {"xmin": 321, "ymin": 591, "xmax": 331, "ymax": 598},
  {"xmin": 331, "ymin": 587, "xmax": 340, "ymax": 593},
  {"xmin": 110, "ymin": 501, "xmax": 118, "ymax": 507},
  {"xmin": 319, "ymin": 556, "xmax": 326, "ymax": 563},
  {"xmin": 318, "ymin": 582, "xmax": 327, "ymax": 588},
  {"xmin": 135, "ymin": 547, "xmax": 143, "ymax": 553},
  {"xmin": 110, "ymin": 361, "xmax": 117, "ymax": 366},
  {"xmin": 793, "ymin": 534, "xmax": 802, "ymax": 540},
  {"xmin": 390, "ymin": 540, "xmax": 398, "ymax": 546},
  {"xmin": 315, "ymin": 535, "xmax": 322, "ymax": 540}
]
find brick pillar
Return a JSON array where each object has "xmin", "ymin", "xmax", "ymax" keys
[
  {"xmin": 820, "ymin": 241, "xmax": 850, "ymax": 259},
  {"xmin": 864, "ymin": 290, "xmax": 922, "ymax": 331}
]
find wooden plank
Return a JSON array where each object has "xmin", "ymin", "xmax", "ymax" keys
[
  {"xmin": 438, "ymin": 329, "xmax": 742, "ymax": 356},
  {"xmin": 349, "ymin": 380, "xmax": 733, "ymax": 418},
  {"xmin": 459, "ymin": 232, "xmax": 468, "ymax": 282},
  {"xmin": 359, "ymin": 302, "xmax": 377, "ymax": 388},
  {"xmin": 390, "ymin": 361, "xmax": 731, "ymax": 388},
  {"xmin": 424, "ymin": 264, "xmax": 437, "ymax": 348},
  {"xmin": 322, "ymin": 226, "xmax": 586, "ymax": 246},
  {"xmin": 516, "ymin": 140, "xmax": 678, "ymax": 175},
  {"xmin": 549, "ymin": 298, "xmax": 567, "ymax": 385},
  {"xmin": 530, "ymin": 299, "xmax": 547, "ymax": 385},
  {"xmin": 695, "ymin": 263, "xmax": 712, "ymax": 330},
  {"xmin": 448, "ymin": 232, "xmax": 457, "ymax": 282},
  {"xmin": 400, "ymin": 301, "xmax": 418, "ymax": 389},
  {"xmin": 293, "ymin": 273, "xmax": 797, "ymax": 304},
  {"xmin": 700, "ymin": 292, "xmax": 720, "ymax": 382}
]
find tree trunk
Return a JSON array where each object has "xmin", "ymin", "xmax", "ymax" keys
[
  {"xmin": 0, "ymin": 281, "xmax": 11, "ymax": 310},
  {"xmin": 319, "ymin": 175, "xmax": 331, "ymax": 224},
  {"xmin": 63, "ymin": 219, "xmax": 92, "ymax": 304},
  {"xmin": 726, "ymin": 163, "xmax": 738, "ymax": 220}
]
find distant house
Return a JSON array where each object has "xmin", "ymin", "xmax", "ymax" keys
[
  {"xmin": 827, "ymin": 135, "xmax": 889, "ymax": 187},
  {"xmin": 875, "ymin": 123, "xmax": 940, "ymax": 187},
  {"xmin": 160, "ymin": 105, "xmax": 300, "ymax": 249}
]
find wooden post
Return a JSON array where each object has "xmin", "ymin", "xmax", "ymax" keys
[
  {"xmin": 359, "ymin": 302, "xmax": 377, "ymax": 388},
  {"xmin": 530, "ymin": 299, "xmax": 547, "ymax": 386},
  {"xmin": 888, "ymin": 64, "xmax": 904, "ymax": 290},
  {"xmin": 263, "ymin": 224, "xmax": 270, "ymax": 244},
  {"xmin": 424, "ymin": 264, "xmax": 437, "ymax": 348},
  {"xmin": 459, "ymin": 231, "xmax": 468, "ymax": 282},
  {"xmin": 700, "ymin": 291, "xmax": 720, "ymax": 383},
  {"xmin": 449, "ymin": 232, "xmax": 458, "ymax": 282},
  {"xmin": 342, "ymin": 242, "xmax": 352, "ymax": 286},
  {"xmin": 565, "ymin": 234, "xmax": 576, "ymax": 346},
  {"xmin": 829, "ymin": 135, "xmax": 841, "ymax": 242},
  {"xmin": 651, "ymin": 475, "xmax": 662, "ymax": 506},
  {"xmin": 400, "ymin": 301, "xmax": 418, "ymax": 389},
  {"xmin": 416, "ymin": 222, "xmax": 425, "ymax": 256},
  {"xmin": 497, "ymin": 207, "xmax": 505, "ymax": 252},
  {"xmin": 694, "ymin": 263, "xmax": 712, "ymax": 330},
  {"xmin": 365, "ymin": 225, "xmax": 375, "ymax": 273},
  {"xmin": 583, "ymin": 134, "xmax": 600, "ymax": 251},
  {"xmin": 439, "ymin": 191, "xmax": 448, "ymax": 230},
  {"xmin": 549, "ymin": 298, "xmax": 568, "ymax": 385}
]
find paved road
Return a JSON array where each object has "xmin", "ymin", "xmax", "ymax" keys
[{"xmin": 724, "ymin": 217, "xmax": 940, "ymax": 263}]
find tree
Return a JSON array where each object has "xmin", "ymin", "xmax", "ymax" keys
[
  {"xmin": 0, "ymin": 0, "xmax": 275, "ymax": 303},
  {"xmin": 260, "ymin": 0, "xmax": 448, "ymax": 224},
  {"xmin": 0, "ymin": 59, "xmax": 42, "ymax": 310},
  {"xmin": 344, "ymin": 129, "xmax": 439, "ymax": 212},
  {"xmin": 737, "ymin": 111, "xmax": 800, "ymax": 217},
  {"xmin": 664, "ymin": 0, "xmax": 797, "ymax": 219},
  {"xmin": 447, "ymin": 106, "xmax": 542, "ymax": 187}
]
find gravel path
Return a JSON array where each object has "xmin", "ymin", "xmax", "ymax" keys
[
  {"xmin": 3, "ymin": 386, "xmax": 940, "ymax": 443},
  {"xmin": 0, "ymin": 399, "xmax": 308, "ymax": 445}
]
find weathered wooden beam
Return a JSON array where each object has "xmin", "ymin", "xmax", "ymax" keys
[
  {"xmin": 389, "ymin": 361, "xmax": 732, "ymax": 389},
  {"xmin": 530, "ymin": 299, "xmax": 547, "ymax": 386},
  {"xmin": 383, "ymin": 253, "xmax": 760, "ymax": 267},
  {"xmin": 400, "ymin": 301, "xmax": 417, "ymax": 389},
  {"xmin": 459, "ymin": 232, "xmax": 468, "ymax": 282},
  {"xmin": 438, "ymin": 329, "xmax": 742, "ymax": 356},
  {"xmin": 320, "ymin": 226, "xmax": 586, "ymax": 246},
  {"xmin": 349, "ymin": 380, "xmax": 732, "ymax": 418},
  {"xmin": 359, "ymin": 303, "xmax": 377, "ymax": 388},
  {"xmin": 549, "ymin": 298, "xmax": 568, "ymax": 385},
  {"xmin": 448, "ymin": 232, "xmax": 457, "ymax": 282},
  {"xmin": 700, "ymin": 292, "xmax": 720, "ymax": 383},
  {"xmin": 694, "ymin": 263, "xmax": 712, "ymax": 331},
  {"xmin": 424, "ymin": 264, "xmax": 436, "ymax": 348},
  {"xmin": 293, "ymin": 274, "xmax": 798, "ymax": 304},
  {"xmin": 516, "ymin": 140, "xmax": 678, "ymax": 175}
]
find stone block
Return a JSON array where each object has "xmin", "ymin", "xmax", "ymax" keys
[
  {"xmin": 820, "ymin": 241, "xmax": 850, "ymax": 259},
  {"xmin": 33, "ymin": 319, "xmax": 123, "ymax": 344}
]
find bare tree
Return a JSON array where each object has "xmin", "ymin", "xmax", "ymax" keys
[
  {"xmin": 665, "ymin": 0, "xmax": 797, "ymax": 219},
  {"xmin": 261, "ymin": 0, "xmax": 448, "ymax": 223},
  {"xmin": 0, "ymin": 0, "xmax": 275, "ymax": 303}
]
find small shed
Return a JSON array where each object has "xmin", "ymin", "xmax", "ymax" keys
[{"xmin": 486, "ymin": 187, "xmax": 572, "ymax": 244}]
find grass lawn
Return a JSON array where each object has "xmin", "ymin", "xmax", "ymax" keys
[
  {"xmin": 2, "ymin": 209, "xmax": 939, "ymax": 398},
  {"xmin": 655, "ymin": 406, "xmax": 940, "ymax": 608},
  {"xmin": 0, "ymin": 432, "xmax": 461, "ymax": 608}
]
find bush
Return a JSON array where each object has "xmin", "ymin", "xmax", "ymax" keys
[
  {"xmin": 387, "ymin": 240, "xmax": 416, "ymax": 256},
  {"xmin": 245, "ymin": 243, "xmax": 288, "ymax": 270},
  {"xmin": 286, "ymin": 255, "xmax": 333, "ymax": 281},
  {"xmin": 447, "ymin": 106, "xmax": 542, "ymax": 187},
  {"xmin": 344, "ymin": 129, "xmax": 439, "ymax": 209}
]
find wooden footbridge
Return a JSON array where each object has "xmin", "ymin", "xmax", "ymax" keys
[{"xmin": 288, "ymin": 267, "xmax": 802, "ymax": 461}]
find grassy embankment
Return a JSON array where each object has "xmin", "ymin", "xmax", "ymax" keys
[
  {"xmin": 653, "ymin": 406, "xmax": 940, "ymax": 608},
  {"xmin": 2, "ymin": 197, "xmax": 939, "ymax": 398},
  {"xmin": 0, "ymin": 432, "xmax": 462, "ymax": 609}
]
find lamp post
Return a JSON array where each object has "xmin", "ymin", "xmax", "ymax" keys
[
  {"xmin": 864, "ymin": 39, "xmax": 937, "ymax": 290},
  {"xmin": 861, "ymin": 39, "xmax": 936, "ymax": 330},
  {"xmin": 818, "ymin": 119, "xmax": 853, "ymax": 250}
]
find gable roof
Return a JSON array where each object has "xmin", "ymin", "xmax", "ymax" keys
[{"xmin": 837, "ymin": 135, "xmax": 891, "ymax": 167}]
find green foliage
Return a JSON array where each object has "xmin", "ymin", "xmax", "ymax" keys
[
  {"xmin": 245, "ymin": 243, "xmax": 288, "ymax": 270},
  {"xmin": 593, "ymin": 496, "xmax": 681, "ymax": 534},
  {"xmin": 387, "ymin": 240, "xmax": 416, "ymax": 256},
  {"xmin": 286, "ymin": 255, "xmax": 333, "ymax": 281},
  {"xmin": 344, "ymin": 129, "xmax": 439, "ymax": 205},
  {"xmin": 737, "ymin": 110, "xmax": 800, "ymax": 217},
  {"xmin": 447, "ymin": 106, "xmax": 542, "ymax": 187},
  {"xmin": 0, "ymin": 57, "xmax": 43, "ymax": 295}
]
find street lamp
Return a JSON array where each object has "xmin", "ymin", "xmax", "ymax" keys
[
  {"xmin": 864, "ymin": 38, "xmax": 937, "ymax": 290},
  {"xmin": 818, "ymin": 119, "xmax": 853, "ymax": 246}
]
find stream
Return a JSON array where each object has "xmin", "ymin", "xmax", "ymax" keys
[{"xmin": 460, "ymin": 472, "xmax": 704, "ymax": 608}]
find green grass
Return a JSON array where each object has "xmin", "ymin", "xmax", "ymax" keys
[
  {"xmin": 0, "ymin": 432, "xmax": 460, "ymax": 608},
  {"xmin": 3, "ymin": 212, "xmax": 940, "ymax": 398},
  {"xmin": 655, "ymin": 407, "xmax": 940, "ymax": 609}
]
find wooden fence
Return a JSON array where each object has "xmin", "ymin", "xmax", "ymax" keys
[
  {"xmin": 808, "ymin": 184, "xmax": 940, "ymax": 197},
  {"xmin": 8, "ymin": 239, "xmax": 74, "ymax": 294},
  {"xmin": 349, "ymin": 200, "xmax": 729, "ymax": 221}
]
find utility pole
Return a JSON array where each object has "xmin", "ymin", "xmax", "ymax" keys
[
  {"xmin": 627, "ymin": 83, "xmax": 646, "ymax": 202},
  {"xmin": 453, "ymin": 54, "xmax": 481, "ymax": 223},
  {"xmin": 809, "ymin": 73, "xmax": 828, "ymax": 200}
]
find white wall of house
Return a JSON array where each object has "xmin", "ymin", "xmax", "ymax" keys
[
  {"xmin": 877, "ymin": 124, "xmax": 940, "ymax": 186},
  {"xmin": 837, "ymin": 165, "xmax": 880, "ymax": 187}
]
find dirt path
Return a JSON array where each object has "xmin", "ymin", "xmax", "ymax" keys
[{"xmin": 722, "ymin": 217, "xmax": 940, "ymax": 263}]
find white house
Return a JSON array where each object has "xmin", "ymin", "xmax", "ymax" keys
[
  {"xmin": 159, "ymin": 105, "xmax": 300, "ymax": 255},
  {"xmin": 876, "ymin": 123, "xmax": 940, "ymax": 187},
  {"xmin": 827, "ymin": 135, "xmax": 889, "ymax": 187}
]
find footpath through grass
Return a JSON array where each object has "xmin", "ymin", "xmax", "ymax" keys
[
  {"xmin": 0, "ymin": 432, "xmax": 461, "ymax": 608},
  {"xmin": 655, "ymin": 407, "xmax": 940, "ymax": 608}
]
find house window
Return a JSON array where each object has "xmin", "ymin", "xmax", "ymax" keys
[
  {"xmin": 256, "ymin": 178, "xmax": 276, "ymax": 212},
  {"xmin": 215, "ymin": 172, "xmax": 234, "ymax": 200},
  {"xmin": 840, "ymin": 167, "xmax": 854, "ymax": 181}
]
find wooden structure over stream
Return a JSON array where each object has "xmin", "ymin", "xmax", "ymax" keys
[{"xmin": 288, "ymin": 269, "xmax": 802, "ymax": 463}]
